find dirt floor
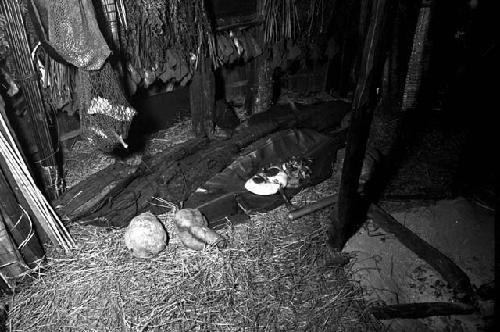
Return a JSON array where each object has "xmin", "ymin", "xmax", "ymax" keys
[
  {"xmin": 344, "ymin": 198, "xmax": 494, "ymax": 331},
  {"xmin": 343, "ymin": 105, "xmax": 496, "ymax": 331}
]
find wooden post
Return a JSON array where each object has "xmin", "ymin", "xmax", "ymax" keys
[
  {"xmin": 383, "ymin": 0, "xmax": 421, "ymax": 112},
  {"xmin": 189, "ymin": 56, "xmax": 216, "ymax": 138},
  {"xmin": 328, "ymin": 0, "xmax": 398, "ymax": 249},
  {"xmin": 401, "ymin": 0, "xmax": 435, "ymax": 112},
  {"xmin": 245, "ymin": 0, "xmax": 272, "ymax": 115}
]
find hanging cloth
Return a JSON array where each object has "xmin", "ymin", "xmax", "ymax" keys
[{"xmin": 47, "ymin": 0, "xmax": 111, "ymax": 70}]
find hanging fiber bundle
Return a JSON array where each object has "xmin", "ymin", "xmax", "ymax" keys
[
  {"xmin": 34, "ymin": 45, "xmax": 77, "ymax": 113},
  {"xmin": 263, "ymin": 0, "xmax": 300, "ymax": 44},
  {"xmin": 118, "ymin": 0, "xmax": 217, "ymax": 91}
]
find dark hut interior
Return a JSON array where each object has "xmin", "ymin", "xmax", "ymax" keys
[{"xmin": 0, "ymin": 0, "xmax": 496, "ymax": 330}]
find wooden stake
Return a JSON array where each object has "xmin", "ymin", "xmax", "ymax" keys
[
  {"xmin": 288, "ymin": 194, "xmax": 336, "ymax": 220},
  {"xmin": 370, "ymin": 302, "xmax": 475, "ymax": 320},
  {"xmin": 328, "ymin": 0, "xmax": 398, "ymax": 250}
]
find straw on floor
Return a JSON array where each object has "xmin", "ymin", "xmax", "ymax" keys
[{"xmin": 7, "ymin": 175, "xmax": 379, "ymax": 331}]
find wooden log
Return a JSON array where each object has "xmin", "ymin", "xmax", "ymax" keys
[
  {"xmin": 288, "ymin": 194, "xmax": 337, "ymax": 220},
  {"xmin": 401, "ymin": 0, "xmax": 435, "ymax": 112},
  {"xmin": 54, "ymin": 101, "xmax": 350, "ymax": 227},
  {"xmin": 328, "ymin": 0, "xmax": 398, "ymax": 250},
  {"xmin": 370, "ymin": 302, "xmax": 475, "ymax": 320},
  {"xmin": 368, "ymin": 204, "xmax": 474, "ymax": 301}
]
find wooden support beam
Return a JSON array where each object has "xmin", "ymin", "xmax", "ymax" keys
[
  {"xmin": 401, "ymin": 0, "xmax": 435, "ymax": 113},
  {"xmin": 370, "ymin": 302, "xmax": 475, "ymax": 320},
  {"xmin": 328, "ymin": 0, "xmax": 398, "ymax": 250},
  {"xmin": 288, "ymin": 194, "xmax": 337, "ymax": 220}
]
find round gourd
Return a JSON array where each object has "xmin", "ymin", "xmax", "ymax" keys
[{"xmin": 124, "ymin": 212, "xmax": 168, "ymax": 258}]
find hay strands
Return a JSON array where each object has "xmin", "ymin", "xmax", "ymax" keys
[
  {"xmin": 7, "ymin": 180, "xmax": 380, "ymax": 331},
  {"xmin": 0, "ymin": 110, "xmax": 75, "ymax": 252},
  {"xmin": 263, "ymin": 0, "xmax": 299, "ymax": 43}
]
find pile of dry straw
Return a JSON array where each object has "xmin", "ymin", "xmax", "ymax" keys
[
  {"xmin": 8, "ymin": 111, "xmax": 379, "ymax": 331},
  {"xmin": 7, "ymin": 175, "xmax": 379, "ymax": 331}
]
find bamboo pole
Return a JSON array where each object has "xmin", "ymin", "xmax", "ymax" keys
[{"xmin": 0, "ymin": 105, "xmax": 75, "ymax": 251}]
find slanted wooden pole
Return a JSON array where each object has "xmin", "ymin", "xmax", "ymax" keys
[
  {"xmin": 401, "ymin": 0, "xmax": 435, "ymax": 113},
  {"xmin": 328, "ymin": 0, "xmax": 398, "ymax": 249},
  {"xmin": 370, "ymin": 302, "xmax": 475, "ymax": 320}
]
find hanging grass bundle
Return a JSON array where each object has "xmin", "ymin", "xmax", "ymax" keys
[
  {"xmin": 119, "ymin": 0, "xmax": 217, "ymax": 90},
  {"xmin": 262, "ymin": 0, "xmax": 335, "ymax": 52},
  {"xmin": 263, "ymin": 0, "xmax": 300, "ymax": 44},
  {"xmin": 39, "ymin": 50, "xmax": 77, "ymax": 113}
]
